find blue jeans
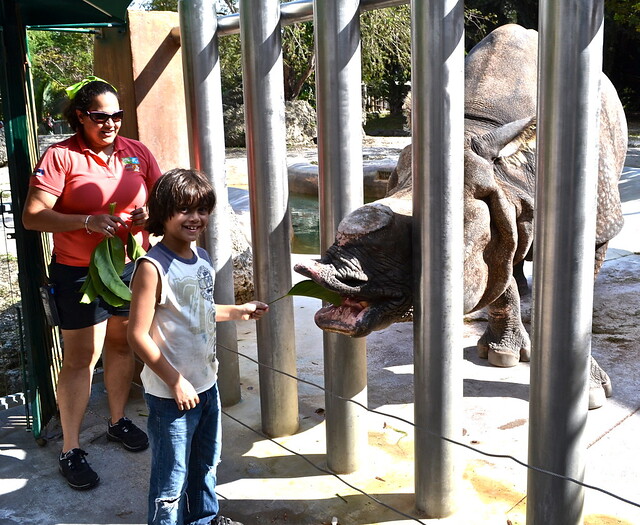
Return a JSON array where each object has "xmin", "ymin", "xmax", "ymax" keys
[{"xmin": 145, "ymin": 384, "xmax": 222, "ymax": 525}]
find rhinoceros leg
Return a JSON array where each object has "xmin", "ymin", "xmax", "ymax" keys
[
  {"xmin": 477, "ymin": 276, "xmax": 531, "ymax": 367},
  {"xmin": 594, "ymin": 241, "xmax": 609, "ymax": 277},
  {"xmin": 513, "ymin": 260, "xmax": 530, "ymax": 297},
  {"xmin": 589, "ymin": 355, "xmax": 613, "ymax": 409}
]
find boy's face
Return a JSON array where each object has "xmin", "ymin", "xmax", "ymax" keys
[{"xmin": 163, "ymin": 205, "xmax": 211, "ymax": 245}]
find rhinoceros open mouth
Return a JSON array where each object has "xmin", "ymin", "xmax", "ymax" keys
[
  {"xmin": 294, "ymin": 258, "xmax": 412, "ymax": 337},
  {"xmin": 314, "ymin": 297, "xmax": 370, "ymax": 335}
]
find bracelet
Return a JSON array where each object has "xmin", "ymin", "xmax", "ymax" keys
[{"xmin": 84, "ymin": 215, "xmax": 92, "ymax": 234}]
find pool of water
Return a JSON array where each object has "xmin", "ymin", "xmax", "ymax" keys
[{"xmin": 290, "ymin": 193, "xmax": 320, "ymax": 254}]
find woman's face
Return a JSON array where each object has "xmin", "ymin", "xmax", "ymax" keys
[{"xmin": 76, "ymin": 92, "xmax": 122, "ymax": 152}]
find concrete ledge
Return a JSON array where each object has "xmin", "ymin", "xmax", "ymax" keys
[{"xmin": 287, "ymin": 158, "xmax": 398, "ymax": 201}]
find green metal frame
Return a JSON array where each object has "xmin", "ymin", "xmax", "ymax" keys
[
  {"xmin": 0, "ymin": 0, "xmax": 130, "ymax": 441},
  {"xmin": 0, "ymin": 0, "xmax": 62, "ymax": 441}
]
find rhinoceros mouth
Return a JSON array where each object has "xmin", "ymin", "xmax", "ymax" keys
[
  {"xmin": 294, "ymin": 259, "xmax": 412, "ymax": 337},
  {"xmin": 314, "ymin": 297, "xmax": 370, "ymax": 335},
  {"xmin": 313, "ymin": 293, "xmax": 410, "ymax": 337}
]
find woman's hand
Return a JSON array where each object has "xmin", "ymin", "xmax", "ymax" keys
[
  {"xmin": 129, "ymin": 206, "xmax": 147, "ymax": 229},
  {"xmin": 85, "ymin": 213, "xmax": 128, "ymax": 237}
]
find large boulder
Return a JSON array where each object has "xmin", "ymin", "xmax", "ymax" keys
[{"xmin": 224, "ymin": 100, "xmax": 317, "ymax": 148}]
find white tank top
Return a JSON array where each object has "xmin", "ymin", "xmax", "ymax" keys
[{"xmin": 134, "ymin": 243, "xmax": 218, "ymax": 399}]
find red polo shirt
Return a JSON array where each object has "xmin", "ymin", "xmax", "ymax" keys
[{"xmin": 30, "ymin": 134, "xmax": 163, "ymax": 266}]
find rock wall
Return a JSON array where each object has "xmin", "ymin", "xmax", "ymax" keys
[{"xmin": 224, "ymin": 99, "xmax": 317, "ymax": 148}]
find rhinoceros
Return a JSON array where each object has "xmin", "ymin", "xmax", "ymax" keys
[{"xmin": 294, "ymin": 24, "xmax": 628, "ymax": 409}]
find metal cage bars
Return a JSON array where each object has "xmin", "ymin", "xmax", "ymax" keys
[{"xmin": 177, "ymin": 0, "xmax": 607, "ymax": 521}]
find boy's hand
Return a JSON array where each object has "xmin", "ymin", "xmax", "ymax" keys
[
  {"xmin": 172, "ymin": 376, "xmax": 200, "ymax": 411},
  {"xmin": 245, "ymin": 301, "xmax": 269, "ymax": 321}
]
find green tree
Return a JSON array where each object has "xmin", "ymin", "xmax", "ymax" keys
[
  {"xmin": 132, "ymin": 0, "xmax": 639, "ymax": 114},
  {"xmin": 604, "ymin": 2, "xmax": 640, "ymax": 113},
  {"xmin": 27, "ymin": 30, "xmax": 94, "ymax": 119},
  {"xmin": 282, "ymin": 21, "xmax": 315, "ymax": 102},
  {"xmin": 360, "ymin": 6, "xmax": 411, "ymax": 115}
]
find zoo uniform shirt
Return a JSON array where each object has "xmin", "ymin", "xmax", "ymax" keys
[
  {"xmin": 133, "ymin": 243, "xmax": 219, "ymax": 399},
  {"xmin": 30, "ymin": 134, "xmax": 162, "ymax": 266}
]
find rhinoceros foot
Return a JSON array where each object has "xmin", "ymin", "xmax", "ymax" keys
[
  {"xmin": 477, "ymin": 324, "xmax": 531, "ymax": 367},
  {"xmin": 589, "ymin": 356, "xmax": 613, "ymax": 410}
]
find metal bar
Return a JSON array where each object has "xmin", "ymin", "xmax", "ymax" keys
[
  {"xmin": 411, "ymin": 0, "xmax": 464, "ymax": 516},
  {"xmin": 26, "ymin": 23, "xmax": 123, "ymax": 29},
  {"xmin": 0, "ymin": 0, "xmax": 60, "ymax": 440},
  {"xmin": 314, "ymin": 0, "xmax": 368, "ymax": 474},
  {"xmin": 239, "ymin": 0, "xmax": 299, "ymax": 437},
  {"xmin": 25, "ymin": 27, "xmax": 101, "ymax": 33},
  {"xmin": 527, "ymin": 2, "xmax": 605, "ymax": 523},
  {"xmin": 81, "ymin": 0, "xmax": 113, "ymax": 18},
  {"xmin": 178, "ymin": 0, "xmax": 241, "ymax": 406},
  {"xmin": 216, "ymin": 0, "xmax": 409, "ymax": 36}
]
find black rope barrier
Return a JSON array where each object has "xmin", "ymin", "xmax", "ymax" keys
[{"xmin": 218, "ymin": 342, "xmax": 640, "ymax": 512}]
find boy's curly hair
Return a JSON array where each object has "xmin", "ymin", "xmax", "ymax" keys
[{"xmin": 146, "ymin": 168, "xmax": 217, "ymax": 236}]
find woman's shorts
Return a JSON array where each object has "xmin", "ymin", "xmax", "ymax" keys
[{"xmin": 49, "ymin": 259, "xmax": 135, "ymax": 330}]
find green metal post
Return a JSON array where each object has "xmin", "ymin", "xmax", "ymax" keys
[{"xmin": 0, "ymin": 0, "xmax": 62, "ymax": 441}]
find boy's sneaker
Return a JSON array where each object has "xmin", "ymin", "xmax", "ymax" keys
[
  {"xmin": 106, "ymin": 417, "xmax": 149, "ymax": 452},
  {"xmin": 58, "ymin": 448, "xmax": 99, "ymax": 490},
  {"xmin": 210, "ymin": 516, "xmax": 244, "ymax": 525}
]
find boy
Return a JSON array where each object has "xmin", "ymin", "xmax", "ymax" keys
[{"xmin": 128, "ymin": 168, "xmax": 268, "ymax": 525}]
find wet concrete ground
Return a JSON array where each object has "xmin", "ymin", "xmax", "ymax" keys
[{"xmin": 0, "ymin": 139, "xmax": 638, "ymax": 524}]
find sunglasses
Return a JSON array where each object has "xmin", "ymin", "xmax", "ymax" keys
[{"xmin": 84, "ymin": 110, "xmax": 124, "ymax": 123}]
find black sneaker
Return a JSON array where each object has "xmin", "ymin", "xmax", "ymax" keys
[
  {"xmin": 106, "ymin": 417, "xmax": 149, "ymax": 452},
  {"xmin": 210, "ymin": 517, "xmax": 244, "ymax": 525},
  {"xmin": 58, "ymin": 448, "xmax": 100, "ymax": 490}
]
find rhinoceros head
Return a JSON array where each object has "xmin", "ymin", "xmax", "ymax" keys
[
  {"xmin": 294, "ymin": 201, "xmax": 413, "ymax": 337},
  {"xmin": 294, "ymin": 117, "xmax": 537, "ymax": 338}
]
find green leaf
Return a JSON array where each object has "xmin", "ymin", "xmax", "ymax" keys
[
  {"xmin": 109, "ymin": 236, "xmax": 126, "ymax": 274},
  {"xmin": 127, "ymin": 232, "xmax": 147, "ymax": 261},
  {"xmin": 270, "ymin": 280, "xmax": 342, "ymax": 306}
]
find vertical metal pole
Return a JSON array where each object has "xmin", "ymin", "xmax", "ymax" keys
[
  {"xmin": 0, "ymin": 0, "xmax": 60, "ymax": 438},
  {"xmin": 528, "ymin": 2, "xmax": 604, "ymax": 524},
  {"xmin": 314, "ymin": 0, "xmax": 368, "ymax": 474},
  {"xmin": 239, "ymin": 0, "xmax": 299, "ymax": 437},
  {"xmin": 179, "ymin": 0, "xmax": 241, "ymax": 407},
  {"xmin": 411, "ymin": 0, "xmax": 464, "ymax": 516}
]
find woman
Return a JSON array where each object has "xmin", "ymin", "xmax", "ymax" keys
[{"xmin": 22, "ymin": 78, "xmax": 162, "ymax": 490}]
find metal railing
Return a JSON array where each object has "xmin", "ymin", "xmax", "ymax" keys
[{"xmin": 177, "ymin": 0, "xmax": 611, "ymax": 521}]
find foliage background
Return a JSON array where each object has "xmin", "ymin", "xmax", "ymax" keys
[{"xmin": 27, "ymin": 0, "xmax": 640, "ymax": 123}]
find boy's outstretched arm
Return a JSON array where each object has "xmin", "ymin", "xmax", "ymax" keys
[
  {"xmin": 216, "ymin": 301, "xmax": 269, "ymax": 322},
  {"xmin": 127, "ymin": 259, "xmax": 200, "ymax": 410}
]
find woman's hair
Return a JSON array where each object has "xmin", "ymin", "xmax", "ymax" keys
[
  {"xmin": 63, "ymin": 81, "xmax": 119, "ymax": 131},
  {"xmin": 146, "ymin": 168, "xmax": 217, "ymax": 236}
]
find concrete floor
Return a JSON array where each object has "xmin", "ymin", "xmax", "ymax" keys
[
  {"xmin": 0, "ymin": 151, "xmax": 639, "ymax": 524},
  {"xmin": 1, "ymin": 245, "xmax": 639, "ymax": 524}
]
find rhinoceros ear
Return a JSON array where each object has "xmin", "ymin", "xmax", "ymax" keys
[{"xmin": 471, "ymin": 116, "xmax": 537, "ymax": 162}]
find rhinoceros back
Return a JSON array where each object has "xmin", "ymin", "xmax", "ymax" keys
[{"xmin": 465, "ymin": 24, "xmax": 538, "ymax": 125}]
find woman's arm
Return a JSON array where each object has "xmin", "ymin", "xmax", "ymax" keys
[
  {"xmin": 22, "ymin": 186, "xmax": 127, "ymax": 235},
  {"xmin": 127, "ymin": 259, "xmax": 200, "ymax": 409},
  {"xmin": 22, "ymin": 186, "xmax": 83, "ymax": 232},
  {"xmin": 215, "ymin": 301, "xmax": 269, "ymax": 322}
]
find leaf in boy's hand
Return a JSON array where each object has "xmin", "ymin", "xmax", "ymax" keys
[{"xmin": 270, "ymin": 280, "xmax": 342, "ymax": 306}]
